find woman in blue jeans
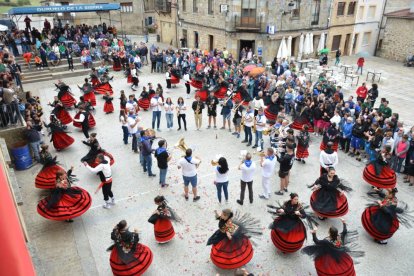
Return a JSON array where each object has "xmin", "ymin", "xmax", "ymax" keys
[
  {"xmin": 164, "ymin": 97, "xmax": 174, "ymax": 130},
  {"xmin": 214, "ymin": 157, "xmax": 229, "ymax": 203}
]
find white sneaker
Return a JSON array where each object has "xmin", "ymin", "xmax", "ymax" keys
[
  {"xmin": 110, "ymin": 197, "xmax": 116, "ymax": 205},
  {"xmin": 103, "ymin": 201, "xmax": 111, "ymax": 209}
]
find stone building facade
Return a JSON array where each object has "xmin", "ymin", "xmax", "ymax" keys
[
  {"xmin": 176, "ymin": 0, "xmax": 332, "ymax": 62},
  {"xmin": 377, "ymin": 8, "xmax": 414, "ymax": 62}
]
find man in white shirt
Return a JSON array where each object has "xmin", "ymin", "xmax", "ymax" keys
[
  {"xmin": 150, "ymin": 91, "xmax": 164, "ymax": 131},
  {"xmin": 259, "ymin": 148, "xmax": 276, "ymax": 200},
  {"xmin": 130, "ymin": 65, "xmax": 138, "ymax": 91},
  {"xmin": 177, "ymin": 149, "xmax": 201, "ymax": 202},
  {"xmin": 165, "ymin": 67, "xmax": 172, "ymax": 89},
  {"xmin": 127, "ymin": 109, "xmax": 141, "ymax": 153},
  {"xmin": 252, "ymin": 91, "xmax": 265, "ymax": 116},
  {"xmin": 125, "ymin": 94, "xmax": 137, "ymax": 112},
  {"xmin": 242, "ymin": 105, "xmax": 254, "ymax": 146},
  {"xmin": 84, "ymin": 154, "xmax": 114, "ymax": 209},
  {"xmin": 237, "ymin": 152, "xmax": 256, "ymax": 205},
  {"xmin": 319, "ymin": 142, "xmax": 339, "ymax": 175},
  {"xmin": 253, "ymin": 108, "xmax": 266, "ymax": 151}
]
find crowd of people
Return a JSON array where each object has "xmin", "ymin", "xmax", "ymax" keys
[{"xmin": 18, "ymin": 30, "xmax": 414, "ymax": 275}]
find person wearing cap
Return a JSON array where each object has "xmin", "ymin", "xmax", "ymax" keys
[
  {"xmin": 319, "ymin": 142, "xmax": 339, "ymax": 176},
  {"xmin": 84, "ymin": 154, "xmax": 115, "ymax": 209},
  {"xmin": 275, "ymin": 144, "xmax": 295, "ymax": 196}
]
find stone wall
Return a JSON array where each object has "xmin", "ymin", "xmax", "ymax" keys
[{"xmin": 378, "ymin": 18, "xmax": 414, "ymax": 62}]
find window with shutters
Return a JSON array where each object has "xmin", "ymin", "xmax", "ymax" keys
[
  {"xmin": 348, "ymin": 1, "xmax": 356, "ymax": 15},
  {"xmin": 121, "ymin": 2, "xmax": 133, "ymax": 13},
  {"xmin": 337, "ymin": 2, "xmax": 345, "ymax": 16}
]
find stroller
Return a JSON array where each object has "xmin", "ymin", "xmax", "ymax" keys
[{"xmin": 47, "ymin": 51, "xmax": 60, "ymax": 66}]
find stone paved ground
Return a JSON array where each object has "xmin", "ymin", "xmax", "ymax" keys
[{"xmin": 16, "ymin": 54, "xmax": 414, "ymax": 276}]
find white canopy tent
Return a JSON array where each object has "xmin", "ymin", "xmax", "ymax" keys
[
  {"xmin": 310, "ymin": 33, "xmax": 314, "ymax": 55},
  {"xmin": 287, "ymin": 36, "xmax": 292, "ymax": 59},
  {"xmin": 317, "ymin": 33, "xmax": 326, "ymax": 52},
  {"xmin": 277, "ymin": 37, "xmax": 288, "ymax": 59},
  {"xmin": 304, "ymin": 33, "xmax": 311, "ymax": 55},
  {"xmin": 298, "ymin": 33, "xmax": 304, "ymax": 60}
]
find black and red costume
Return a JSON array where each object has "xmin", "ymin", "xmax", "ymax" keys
[
  {"xmin": 212, "ymin": 81, "xmax": 228, "ymax": 99},
  {"xmin": 291, "ymin": 106, "xmax": 314, "ymax": 132},
  {"xmin": 56, "ymin": 83, "xmax": 76, "ymax": 108},
  {"xmin": 320, "ymin": 126, "xmax": 340, "ymax": 151},
  {"xmin": 138, "ymin": 90, "xmax": 150, "ymax": 111},
  {"xmin": 264, "ymin": 94, "xmax": 281, "ymax": 122},
  {"xmin": 35, "ymin": 152, "xmax": 65, "ymax": 189},
  {"xmin": 112, "ymin": 54, "xmax": 122, "ymax": 71},
  {"xmin": 73, "ymin": 106, "xmax": 96, "ymax": 129},
  {"xmin": 361, "ymin": 190, "xmax": 412, "ymax": 243},
  {"xmin": 268, "ymin": 200, "xmax": 307, "ymax": 253},
  {"xmin": 232, "ymin": 86, "xmax": 251, "ymax": 107},
  {"xmin": 45, "ymin": 117, "xmax": 74, "ymax": 151},
  {"xmin": 80, "ymin": 138, "xmax": 115, "ymax": 168},
  {"xmin": 363, "ymin": 155, "xmax": 397, "ymax": 189},
  {"xmin": 103, "ymin": 95, "xmax": 114, "ymax": 114},
  {"xmin": 302, "ymin": 222, "xmax": 363, "ymax": 276},
  {"xmin": 94, "ymin": 75, "xmax": 114, "ymax": 95},
  {"xmin": 190, "ymin": 72, "xmax": 204, "ymax": 89},
  {"xmin": 90, "ymin": 70, "xmax": 101, "ymax": 86},
  {"xmin": 148, "ymin": 201, "xmax": 178, "ymax": 243},
  {"xmin": 170, "ymin": 68, "xmax": 180, "ymax": 85},
  {"xmin": 107, "ymin": 228, "xmax": 153, "ymax": 276},
  {"xmin": 50, "ymin": 101, "xmax": 72, "ymax": 125},
  {"xmin": 310, "ymin": 174, "xmax": 352, "ymax": 219},
  {"xmin": 195, "ymin": 84, "xmax": 209, "ymax": 102},
  {"xmin": 296, "ymin": 130, "xmax": 310, "ymax": 160},
  {"xmin": 37, "ymin": 169, "xmax": 91, "ymax": 221},
  {"xmin": 206, "ymin": 212, "xmax": 260, "ymax": 270},
  {"xmin": 79, "ymin": 82, "xmax": 97, "ymax": 107}
]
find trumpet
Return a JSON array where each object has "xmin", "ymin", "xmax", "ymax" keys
[
  {"xmin": 255, "ymin": 152, "xmax": 266, "ymax": 157},
  {"xmin": 174, "ymin": 138, "xmax": 189, "ymax": 156},
  {"xmin": 211, "ymin": 154, "xmax": 223, "ymax": 166},
  {"xmin": 263, "ymin": 128, "xmax": 272, "ymax": 136},
  {"xmin": 232, "ymin": 100, "xmax": 245, "ymax": 112}
]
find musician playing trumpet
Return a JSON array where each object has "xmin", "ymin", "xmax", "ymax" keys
[
  {"xmin": 253, "ymin": 108, "xmax": 266, "ymax": 151},
  {"xmin": 241, "ymin": 105, "xmax": 254, "ymax": 146},
  {"xmin": 192, "ymin": 95, "xmax": 205, "ymax": 130},
  {"xmin": 220, "ymin": 94, "xmax": 234, "ymax": 132}
]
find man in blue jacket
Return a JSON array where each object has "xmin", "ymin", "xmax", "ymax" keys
[{"xmin": 340, "ymin": 117, "xmax": 354, "ymax": 153}]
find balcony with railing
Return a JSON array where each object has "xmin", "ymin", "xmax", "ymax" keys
[
  {"xmin": 156, "ymin": 0, "xmax": 172, "ymax": 13},
  {"xmin": 234, "ymin": 15, "xmax": 262, "ymax": 31}
]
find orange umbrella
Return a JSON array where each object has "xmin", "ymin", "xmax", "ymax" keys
[
  {"xmin": 249, "ymin": 67, "xmax": 265, "ymax": 77},
  {"xmin": 243, "ymin": 64, "xmax": 257, "ymax": 72}
]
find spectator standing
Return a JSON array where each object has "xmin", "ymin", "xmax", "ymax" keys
[
  {"xmin": 177, "ymin": 149, "xmax": 201, "ymax": 202},
  {"xmin": 176, "ymin": 97, "xmax": 187, "ymax": 131},
  {"xmin": 164, "ymin": 97, "xmax": 174, "ymax": 131},
  {"xmin": 259, "ymin": 148, "xmax": 276, "ymax": 200},
  {"xmin": 214, "ymin": 157, "xmax": 230, "ymax": 203},
  {"xmin": 356, "ymin": 57, "xmax": 365, "ymax": 75},
  {"xmin": 150, "ymin": 91, "xmax": 163, "ymax": 131},
  {"xmin": 335, "ymin": 49, "xmax": 341, "ymax": 66},
  {"xmin": 395, "ymin": 134, "xmax": 409, "ymax": 173},
  {"xmin": 127, "ymin": 110, "xmax": 140, "ymax": 153},
  {"xmin": 154, "ymin": 139, "xmax": 171, "ymax": 187},
  {"xmin": 25, "ymin": 121, "xmax": 42, "ymax": 162},
  {"xmin": 141, "ymin": 129, "xmax": 156, "ymax": 177},
  {"xmin": 355, "ymin": 82, "xmax": 368, "ymax": 103},
  {"xmin": 237, "ymin": 152, "xmax": 256, "ymax": 205},
  {"xmin": 367, "ymin": 83, "xmax": 379, "ymax": 108}
]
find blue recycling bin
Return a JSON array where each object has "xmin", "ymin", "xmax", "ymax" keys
[{"xmin": 11, "ymin": 142, "xmax": 33, "ymax": 170}]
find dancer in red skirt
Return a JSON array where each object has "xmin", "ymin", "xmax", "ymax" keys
[
  {"xmin": 363, "ymin": 151, "xmax": 396, "ymax": 189},
  {"xmin": 80, "ymin": 133, "xmax": 115, "ymax": 167},
  {"xmin": 291, "ymin": 99, "xmax": 314, "ymax": 132},
  {"xmin": 148, "ymin": 196, "xmax": 180, "ymax": 243},
  {"xmin": 94, "ymin": 72, "xmax": 114, "ymax": 95},
  {"xmin": 195, "ymin": 85, "xmax": 209, "ymax": 102},
  {"xmin": 138, "ymin": 87, "xmax": 150, "ymax": 111},
  {"xmin": 112, "ymin": 53, "xmax": 122, "ymax": 71},
  {"xmin": 264, "ymin": 93, "xmax": 281, "ymax": 123},
  {"xmin": 361, "ymin": 188, "xmax": 413, "ymax": 245},
  {"xmin": 309, "ymin": 168, "xmax": 352, "ymax": 220},
  {"xmin": 103, "ymin": 92, "xmax": 114, "ymax": 114},
  {"xmin": 190, "ymin": 71, "xmax": 204, "ymax": 89},
  {"xmin": 35, "ymin": 145, "xmax": 65, "ymax": 189},
  {"xmin": 107, "ymin": 220, "xmax": 153, "ymax": 276},
  {"xmin": 302, "ymin": 219, "xmax": 364, "ymax": 276},
  {"xmin": 207, "ymin": 209, "xmax": 261, "ymax": 270},
  {"xmin": 170, "ymin": 65, "xmax": 181, "ymax": 87},
  {"xmin": 37, "ymin": 168, "xmax": 91, "ymax": 222},
  {"xmin": 79, "ymin": 78, "xmax": 97, "ymax": 107},
  {"xmin": 49, "ymin": 97, "xmax": 72, "ymax": 125},
  {"xmin": 55, "ymin": 80, "xmax": 76, "ymax": 108},
  {"xmin": 296, "ymin": 125, "xmax": 310, "ymax": 163},
  {"xmin": 45, "ymin": 115, "xmax": 74, "ymax": 151},
  {"xmin": 267, "ymin": 193, "xmax": 311, "ymax": 253},
  {"xmin": 73, "ymin": 104, "xmax": 96, "ymax": 136},
  {"xmin": 90, "ymin": 68, "xmax": 101, "ymax": 87},
  {"xmin": 320, "ymin": 123, "xmax": 340, "ymax": 151}
]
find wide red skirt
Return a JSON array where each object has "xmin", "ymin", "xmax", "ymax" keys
[
  {"xmin": 215, "ymin": 86, "xmax": 227, "ymax": 99},
  {"xmin": 94, "ymin": 83, "xmax": 113, "ymax": 95},
  {"xmin": 104, "ymin": 102, "xmax": 114, "ymax": 113},
  {"xmin": 191, "ymin": 79, "xmax": 203, "ymax": 89},
  {"xmin": 55, "ymin": 108, "xmax": 73, "ymax": 125},
  {"xmin": 310, "ymin": 190, "xmax": 349, "ymax": 218},
  {"xmin": 264, "ymin": 107, "xmax": 277, "ymax": 121},
  {"xmin": 320, "ymin": 141, "xmax": 339, "ymax": 151},
  {"xmin": 138, "ymin": 98, "xmax": 150, "ymax": 110},
  {"xmin": 37, "ymin": 187, "xmax": 92, "ymax": 220},
  {"xmin": 171, "ymin": 75, "xmax": 180, "ymax": 84},
  {"xmin": 363, "ymin": 164, "xmax": 397, "ymax": 189},
  {"xmin": 60, "ymin": 92, "xmax": 76, "ymax": 108},
  {"xmin": 83, "ymin": 92, "xmax": 97, "ymax": 107},
  {"xmin": 88, "ymin": 151, "xmax": 115, "ymax": 168},
  {"xmin": 127, "ymin": 75, "xmax": 132, "ymax": 84},
  {"xmin": 210, "ymin": 237, "xmax": 254, "ymax": 269},
  {"xmin": 113, "ymin": 64, "xmax": 122, "ymax": 71},
  {"xmin": 52, "ymin": 132, "xmax": 74, "ymax": 150},
  {"xmin": 270, "ymin": 218, "xmax": 306, "ymax": 253},
  {"xmin": 73, "ymin": 112, "xmax": 96, "ymax": 128},
  {"xmin": 296, "ymin": 144, "xmax": 309, "ymax": 159},
  {"xmin": 110, "ymin": 244, "xmax": 153, "ymax": 276},
  {"xmin": 195, "ymin": 89, "xmax": 208, "ymax": 102},
  {"xmin": 291, "ymin": 119, "xmax": 314, "ymax": 133},
  {"xmin": 154, "ymin": 218, "xmax": 175, "ymax": 243},
  {"xmin": 314, "ymin": 253, "xmax": 356, "ymax": 276},
  {"xmin": 361, "ymin": 205, "xmax": 399, "ymax": 241},
  {"xmin": 35, "ymin": 165, "xmax": 65, "ymax": 189},
  {"xmin": 91, "ymin": 78, "xmax": 100, "ymax": 87}
]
